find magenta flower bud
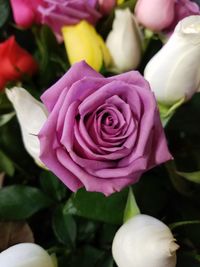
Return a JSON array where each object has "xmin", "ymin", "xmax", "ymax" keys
[
  {"xmin": 10, "ymin": 0, "xmax": 43, "ymax": 28},
  {"xmin": 38, "ymin": 0, "xmax": 101, "ymax": 41},
  {"xmin": 98, "ymin": 0, "xmax": 116, "ymax": 15}
]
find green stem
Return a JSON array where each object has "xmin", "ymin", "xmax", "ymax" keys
[{"xmin": 170, "ymin": 220, "xmax": 200, "ymax": 230}]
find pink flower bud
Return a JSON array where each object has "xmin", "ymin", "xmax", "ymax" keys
[{"xmin": 135, "ymin": 0, "xmax": 176, "ymax": 31}]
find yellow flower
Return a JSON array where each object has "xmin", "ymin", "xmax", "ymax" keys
[
  {"xmin": 62, "ymin": 21, "xmax": 111, "ymax": 71},
  {"xmin": 117, "ymin": 0, "xmax": 125, "ymax": 4}
]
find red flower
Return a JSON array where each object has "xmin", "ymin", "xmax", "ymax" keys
[{"xmin": 0, "ymin": 36, "xmax": 38, "ymax": 90}]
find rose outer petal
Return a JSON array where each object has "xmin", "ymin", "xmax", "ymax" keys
[
  {"xmin": 41, "ymin": 61, "xmax": 103, "ymax": 112},
  {"xmin": 39, "ymin": 86, "xmax": 83, "ymax": 191},
  {"xmin": 107, "ymin": 70, "xmax": 151, "ymax": 92},
  {"xmin": 56, "ymin": 147, "xmax": 141, "ymax": 196}
]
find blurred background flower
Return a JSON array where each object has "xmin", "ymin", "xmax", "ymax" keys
[
  {"xmin": 38, "ymin": 0, "xmax": 101, "ymax": 41},
  {"xmin": 98, "ymin": 0, "xmax": 116, "ymax": 15},
  {"xmin": 135, "ymin": 0, "xmax": 200, "ymax": 33},
  {"xmin": 10, "ymin": 0, "xmax": 44, "ymax": 28},
  {"xmin": 144, "ymin": 15, "xmax": 200, "ymax": 106},
  {"xmin": 106, "ymin": 8, "xmax": 142, "ymax": 72},
  {"xmin": 62, "ymin": 21, "xmax": 111, "ymax": 71},
  {"xmin": 0, "ymin": 243, "xmax": 55, "ymax": 267},
  {"xmin": 0, "ymin": 36, "xmax": 37, "ymax": 91}
]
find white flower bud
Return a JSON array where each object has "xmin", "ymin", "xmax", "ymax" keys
[
  {"xmin": 6, "ymin": 87, "xmax": 47, "ymax": 165},
  {"xmin": 0, "ymin": 243, "xmax": 55, "ymax": 267},
  {"xmin": 112, "ymin": 214, "xmax": 179, "ymax": 267},
  {"xmin": 144, "ymin": 15, "xmax": 200, "ymax": 106},
  {"xmin": 106, "ymin": 8, "xmax": 142, "ymax": 73}
]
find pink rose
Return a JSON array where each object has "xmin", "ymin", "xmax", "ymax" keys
[
  {"xmin": 135, "ymin": 0, "xmax": 175, "ymax": 31},
  {"xmin": 38, "ymin": 0, "xmax": 101, "ymax": 40},
  {"xmin": 165, "ymin": 0, "xmax": 200, "ymax": 33},
  {"xmin": 135, "ymin": 0, "xmax": 200, "ymax": 32},
  {"xmin": 10, "ymin": 0, "xmax": 43, "ymax": 27},
  {"xmin": 39, "ymin": 61, "xmax": 172, "ymax": 196},
  {"xmin": 10, "ymin": 0, "xmax": 101, "ymax": 41}
]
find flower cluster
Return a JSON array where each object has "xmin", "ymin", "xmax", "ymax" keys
[
  {"xmin": 4, "ymin": 0, "xmax": 200, "ymax": 194},
  {"xmin": 1, "ymin": 0, "xmax": 200, "ymax": 266}
]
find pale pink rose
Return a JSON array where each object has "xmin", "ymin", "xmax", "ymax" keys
[
  {"xmin": 135, "ymin": 0, "xmax": 200, "ymax": 32},
  {"xmin": 165, "ymin": 0, "xmax": 200, "ymax": 33},
  {"xmin": 135, "ymin": 0, "xmax": 176, "ymax": 31}
]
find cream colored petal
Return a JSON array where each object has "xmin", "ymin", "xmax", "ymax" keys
[
  {"xmin": 144, "ymin": 15, "xmax": 200, "ymax": 106},
  {"xmin": 0, "ymin": 243, "xmax": 54, "ymax": 267},
  {"xmin": 106, "ymin": 8, "xmax": 142, "ymax": 73},
  {"xmin": 6, "ymin": 87, "xmax": 48, "ymax": 165}
]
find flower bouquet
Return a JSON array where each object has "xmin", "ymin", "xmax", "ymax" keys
[{"xmin": 0, "ymin": 0, "xmax": 200, "ymax": 266}]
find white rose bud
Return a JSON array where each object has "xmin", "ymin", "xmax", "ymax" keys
[
  {"xmin": 112, "ymin": 214, "xmax": 179, "ymax": 267},
  {"xmin": 6, "ymin": 87, "xmax": 47, "ymax": 165},
  {"xmin": 0, "ymin": 243, "xmax": 55, "ymax": 267},
  {"xmin": 106, "ymin": 8, "xmax": 142, "ymax": 73},
  {"xmin": 144, "ymin": 15, "xmax": 200, "ymax": 106}
]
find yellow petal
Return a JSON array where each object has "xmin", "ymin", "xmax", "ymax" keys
[
  {"xmin": 117, "ymin": 0, "xmax": 125, "ymax": 5},
  {"xmin": 62, "ymin": 21, "xmax": 104, "ymax": 71}
]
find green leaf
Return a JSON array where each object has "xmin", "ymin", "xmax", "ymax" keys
[
  {"xmin": 177, "ymin": 171, "xmax": 200, "ymax": 184},
  {"xmin": 119, "ymin": 0, "xmax": 137, "ymax": 9},
  {"xmin": 133, "ymin": 172, "xmax": 169, "ymax": 216},
  {"xmin": 52, "ymin": 205, "xmax": 77, "ymax": 247},
  {"xmin": 0, "ymin": 92, "xmax": 12, "ymax": 113},
  {"xmin": 0, "ymin": 150, "xmax": 15, "ymax": 176},
  {"xmin": 77, "ymin": 220, "xmax": 98, "ymax": 243},
  {"xmin": 142, "ymin": 29, "xmax": 154, "ymax": 52},
  {"xmin": 40, "ymin": 171, "xmax": 66, "ymax": 201},
  {"xmin": 0, "ymin": 112, "xmax": 15, "ymax": 127},
  {"xmin": 0, "ymin": 185, "xmax": 52, "ymax": 220},
  {"xmin": 177, "ymin": 252, "xmax": 200, "ymax": 267},
  {"xmin": 33, "ymin": 25, "xmax": 68, "ymax": 87},
  {"xmin": 158, "ymin": 97, "xmax": 185, "ymax": 127},
  {"xmin": 68, "ymin": 246, "xmax": 104, "ymax": 267},
  {"xmin": 0, "ymin": 120, "xmax": 34, "ymax": 175},
  {"xmin": 165, "ymin": 161, "xmax": 194, "ymax": 197},
  {"xmin": 95, "ymin": 254, "xmax": 114, "ymax": 267},
  {"xmin": 0, "ymin": 0, "xmax": 10, "ymax": 27},
  {"xmin": 64, "ymin": 188, "xmax": 128, "ymax": 224},
  {"xmin": 123, "ymin": 187, "xmax": 140, "ymax": 223}
]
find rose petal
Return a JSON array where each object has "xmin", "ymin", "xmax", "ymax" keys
[
  {"xmin": 56, "ymin": 147, "xmax": 140, "ymax": 196},
  {"xmin": 41, "ymin": 61, "xmax": 103, "ymax": 112},
  {"xmin": 56, "ymin": 77, "xmax": 107, "ymax": 135},
  {"xmin": 39, "ymin": 89, "xmax": 83, "ymax": 191},
  {"xmin": 108, "ymin": 70, "xmax": 151, "ymax": 92}
]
